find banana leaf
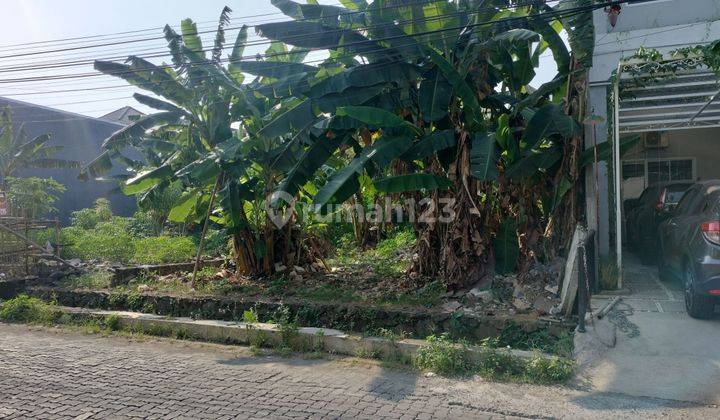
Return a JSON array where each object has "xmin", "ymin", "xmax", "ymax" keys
[
  {"xmin": 470, "ymin": 132, "xmax": 499, "ymax": 181},
  {"xmin": 374, "ymin": 173, "xmax": 452, "ymax": 193}
]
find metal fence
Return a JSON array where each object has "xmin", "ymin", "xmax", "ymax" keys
[{"xmin": 0, "ymin": 216, "xmax": 60, "ymax": 277}]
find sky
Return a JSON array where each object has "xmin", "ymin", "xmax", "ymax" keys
[{"xmin": 0, "ymin": 0, "xmax": 559, "ymax": 119}]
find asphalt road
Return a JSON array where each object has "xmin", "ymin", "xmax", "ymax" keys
[{"xmin": 1, "ymin": 323, "xmax": 717, "ymax": 419}]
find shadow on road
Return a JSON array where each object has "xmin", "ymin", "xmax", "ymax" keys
[{"xmin": 216, "ymin": 353, "xmax": 420, "ymax": 401}]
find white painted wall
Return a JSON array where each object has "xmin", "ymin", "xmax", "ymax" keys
[
  {"xmin": 586, "ymin": 0, "xmax": 720, "ymax": 257},
  {"xmin": 591, "ymin": 0, "xmax": 720, "ymax": 83}
]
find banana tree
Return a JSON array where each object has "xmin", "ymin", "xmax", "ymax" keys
[
  {"xmin": 81, "ymin": 7, "xmax": 329, "ymax": 277},
  {"xmin": 0, "ymin": 106, "xmax": 79, "ymax": 191},
  {"xmin": 259, "ymin": 0, "xmax": 593, "ymax": 288}
]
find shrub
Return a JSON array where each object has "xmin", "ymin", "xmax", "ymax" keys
[
  {"xmin": 202, "ymin": 229, "xmax": 231, "ymax": 256},
  {"xmin": 0, "ymin": 295, "xmax": 57, "ymax": 323},
  {"xmin": 127, "ymin": 210, "xmax": 161, "ymax": 237},
  {"xmin": 476, "ymin": 349, "xmax": 526, "ymax": 379},
  {"xmin": 242, "ymin": 309, "xmax": 259, "ymax": 323},
  {"xmin": 70, "ymin": 198, "xmax": 113, "ymax": 229},
  {"xmin": 61, "ymin": 224, "xmax": 136, "ymax": 263},
  {"xmin": 524, "ymin": 356, "xmax": 574, "ymax": 384},
  {"xmin": 414, "ymin": 333, "xmax": 471, "ymax": 376},
  {"xmin": 131, "ymin": 236, "xmax": 196, "ymax": 264},
  {"xmin": 6, "ymin": 177, "xmax": 65, "ymax": 219},
  {"xmin": 104, "ymin": 314, "xmax": 122, "ymax": 331}
]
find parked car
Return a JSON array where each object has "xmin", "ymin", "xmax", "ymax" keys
[
  {"xmin": 625, "ymin": 181, "xmax": 693, "ymax": 264},
  {"xmin": 658, "ymin": 180, "xmax": 720, "ymax": 318}
]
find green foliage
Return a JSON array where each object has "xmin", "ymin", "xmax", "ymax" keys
[
  {"xmin": 493, "ymin": 220, "xmax": 519, "ymax": 274},
  {"xmin": 414, "ymin": 333, "xmax": 471, "ymax": 376},
  {"xmin": 379, "ymin": 280, "xmax": 444, "ymax": 308},
  {"xmin": 5, "ymin": 176, "xmax": 65, "ymax": 218},
  {"xmin": 524, "ymin": 356, "xmax": 575, "ymax": 384},
  {"xmin": 242, "ymin": 309, "xmax": 259, "ymax": 324},
  {"xmin": 0, "ymin": 106, "xmax": 79, "ymax": 188},
  {"xmin": 60, "ymin": 271, "xmax": 113, "ymax": 290},
  {"xmin": 331, "ymin": 227, "xmax": 416, "ymax": 279},
  {"xmin": 70, "ymin": 198, "xmax": 113, "ymax": 230},
  {"xmin": 131, "ymin": 236, "xmax": 196, "ymax": 264},
  {"xmin": 295, "ymin": 284, "xmax": 359, "ymax": 302},
  {"xmin": 415, "ymin": 333, "xmax": 574, "ymax": 383},
  {"xmin": 0, "ymin": 295, "xmax": 58, "ymax": 324},
  {"xmin": 272, "ymin": 305, "xmax": 300, "ymax": 350},
  {"xmin": 199, "ymin": 229, "xmax": 230, "ymax": 256},
  {"xmin": 61, "ymin": 222, "xmax": 136, "ymax": 263},
  {"xmin": 475, "ymin": 349, "xmax": 526, "ymax": 379},
  {"xmin": 125, "ymin": 292, "xmax": 143, "ymax": 311},
  {"xmin": 104, "ymin": 314, "xmax": 122, "ymax": 331},
  {"xmin": 482, "ymin": 323, "xmax": 574, "ymax": 358},
  {"xmin": 135, "ymin": 181, "xmax": 183, "ymax": 234},
  {"xmin": 62, "ymin": 202, "xmax": 199, "ymax": 264}
]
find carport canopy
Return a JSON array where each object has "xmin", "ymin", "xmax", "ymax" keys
[
  {"xmin": 617, "ymin": 59, "xmax": 720, "ymax": 133},
  {"xmin": 611, "ymin": 56, "xmax": 720, "ymax": 282}
]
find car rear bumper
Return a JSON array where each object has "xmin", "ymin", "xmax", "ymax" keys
[{"xmin": 694, "ymin": 257, "xmax": 720, "ymax": 295}]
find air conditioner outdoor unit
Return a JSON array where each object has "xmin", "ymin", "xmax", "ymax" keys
[{"xmin": 643, "ymin": 131, "xmax": 669, "ymax": 149}]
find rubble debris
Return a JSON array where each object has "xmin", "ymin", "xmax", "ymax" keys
[{"xmin": 441, "ymin": 301, "xmax": 462, "ymax": 312}]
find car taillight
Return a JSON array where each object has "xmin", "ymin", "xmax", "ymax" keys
[
  {"xmin": 701, "ymin": 221, "xmax": 720, "ymax": 245},
  {"xmin": 655, "ymin": 189, "xmax": 667, "ymax": 211}
]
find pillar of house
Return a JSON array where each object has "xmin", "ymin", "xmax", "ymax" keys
[{"xmin": 584, "ymin": 84, "xmax": 611, "ymax": 257}]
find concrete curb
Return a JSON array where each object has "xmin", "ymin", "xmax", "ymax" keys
[{"xmin": 56, "ymin": 306, "xmax": 560, "ymax": 363}]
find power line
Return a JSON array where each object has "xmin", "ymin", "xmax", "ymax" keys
[
  {"xmin": 0, "ymin": 48, "xmax": 571, "ymax": 117},
  {"xmin": 0, "ymin": 0, "xmax": 561, "ymax": 53},
  {"xmin": 0, "ymin": 0, "xmax": 642, "ymax": 116},
  {"xmin": 0, "ymin": 28, "xmax": 563, "ymax": 113},
  {"xmin": 0, "ymin": 0, "xmax": 468, "ymax": 60},
  {"xmin": 0, "ymin": 0, "xmax": 524, "ymax": 72},
  {"xmin": 0, "ymin": 1, "xmax": 350, "ymax": 51},
  {"xmin": 0, "ymin": 1, "xmax": 599, "ymax": 85}
]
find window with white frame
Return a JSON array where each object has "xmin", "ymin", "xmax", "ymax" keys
[
  {"xmin": 622, "ymin": 158, "xmax": 695, "ymax": 185},
  {"xmin": 647, "ymin": 159, "xmax": 694, "ymax": 184}
]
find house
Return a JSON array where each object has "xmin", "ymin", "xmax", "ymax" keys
[
  {"xmin": 584, "ymin": 0, "xmax": 720, "ymax": 273},
  {"xmin": 0, "ymin": 97, "xmax": 137, "ymax": 223},
  {"xmin": 100, "ymin": 106, "xmax": 145, "ymax": 125}
]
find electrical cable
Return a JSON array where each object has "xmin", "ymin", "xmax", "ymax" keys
[
  {"xmin": 0, "ymin": 0, "xmax": 545, "ymax": 71},
  {"xmin": 1, "ymin": 0, "xmax": 651, "ymax": 118},
  {"xmin": 0, "ymin": 0, "xmax": 609, "ymax": 85}
]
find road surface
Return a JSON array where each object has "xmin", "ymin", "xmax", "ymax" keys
[{"xmin": 1, "ymin": 323, "xmax": 717, "ymax": 419}]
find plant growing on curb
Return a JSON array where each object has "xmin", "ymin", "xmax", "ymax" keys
[
  {"xmin": 414, "ymin": 333, "xmax": 471, "ymax": 376},
  {"xmin": 0, "ymin": 295, "xmax": 59, "ymax": 324},
  {"xmin": 415, "ymin": 333, "xmax": 574, "ymax": 383}
]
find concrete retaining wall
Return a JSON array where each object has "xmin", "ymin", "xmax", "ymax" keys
[
  {"xmin": 57, "ymin": 306, "xmax": 556, "ymax": 363},
  {"xmin": 27, "ymin": 286, "xmax": 574, "ymax": 342}
]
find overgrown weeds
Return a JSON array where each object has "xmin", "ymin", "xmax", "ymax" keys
[
  {"xmin": 0, "ymin": 295, "xmax": 58, "ymax": 323},
  {"xmin": 482, "ymin": 322, "xmax": 575, "ymax": 358},
  {"xmin": 329, "ymin": 228, "xmax": 416, "ymax": 279},
  {"xmin": 59, "ymin": 271, "xmax": 113, "ymax": 289},
  {"xmin": 0, "ymin": 296, "xmax": 572, "ymax": 384},
  {"xmin": 414, "ymin": 333, "xmax": 574, "ymax": 383},
  {"xmin": 414, "ymin": 333, "xmax": 472, "ymax": 375}
]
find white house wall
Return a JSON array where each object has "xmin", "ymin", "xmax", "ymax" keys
[{"xmin": 586, "ymin": 0, "xmax": 720, "ymax": 257}]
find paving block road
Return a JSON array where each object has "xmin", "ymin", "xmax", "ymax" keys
[{"xmin": 0, "ymin": 323, "xmax": 716, "ymax": 419}]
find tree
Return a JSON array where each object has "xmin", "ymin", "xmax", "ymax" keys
[
  {"xmin": 0, "ymin": 106, "xmax": 79, "ymax": 190},
  {"xmin": 6, "ymin": 176, "xmax": 65, "ymax": 219},
  {"xmin": 81, "ymin": 7, "xmax": 328, "ymax": 276},
  {"xmin": 259, "ymin": 0, "xmax": 595, "ymax": 288}
]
